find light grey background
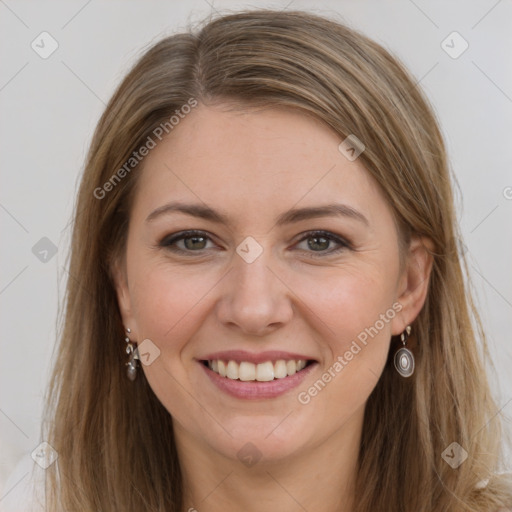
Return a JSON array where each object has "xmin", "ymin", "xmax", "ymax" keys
[{"xmin": 1, "ymin": 0, "xmax": 511, "ymax": 498}]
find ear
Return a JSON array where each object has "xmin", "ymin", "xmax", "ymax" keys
[
  {"xmin": 391, "ymin": 236, "xmax": 434, "ymax": 336},
  {"xmin": 110, "ymin": 255, "xmax": 138, "ymax": 335}
]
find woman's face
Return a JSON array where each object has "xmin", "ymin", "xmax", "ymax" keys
[{"xmin": 114, "ymin": 103, "xmax": 428, "ymax": 465}]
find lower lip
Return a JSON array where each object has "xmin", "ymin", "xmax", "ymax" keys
[{"xmin": 200, "ymin": 361, "xmax": 318, "ymax": 400}]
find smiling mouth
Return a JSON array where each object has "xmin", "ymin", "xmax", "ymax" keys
[{"xmin": 202, "ymin": 359, "xmax": 314, "ymax": 382}]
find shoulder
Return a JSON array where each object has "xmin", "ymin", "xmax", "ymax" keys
[{"xmin": 1, "ymin": 454, "xmax": 46, "ymax": 512}]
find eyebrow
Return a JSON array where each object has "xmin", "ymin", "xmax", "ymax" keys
[{"xmin": 145, "ymin": 201, "xmax": 369, "ymax": 227}]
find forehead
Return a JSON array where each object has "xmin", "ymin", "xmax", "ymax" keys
[{"xmin": 130, "ymin": 103, "xmax": 392, "ymax": 230}]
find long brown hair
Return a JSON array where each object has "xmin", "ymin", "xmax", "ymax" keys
[{"xmin": 43, "ymin": 9, "xmax": 512, "ymax": 511}]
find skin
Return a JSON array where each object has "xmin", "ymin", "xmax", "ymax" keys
[{"xmin": 113, "ymin": 103, "xmax": 433, "ymax": 512}]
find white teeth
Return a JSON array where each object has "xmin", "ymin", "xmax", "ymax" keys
[
  {"xmin": 218, "ymin": 360, "xmax": 227, "ymax": 377},
  {"xmin": 226, "ymin": 360, "xmax": 238, "ymax": 379},
  {"xmin": 286, "ymin": 360, "xmax": 297, "ymax": 376},
  {"xmin": 274, "ymin": 360, "xmax": 288, "ymax": 379},
  {"xmin": 256, "ymin": 361, "xmax": 274, "ymax": 381},
  {"xmin": 207, "ymin": 358, "xmax": 309, "ymax": 381},
  {"xmin": 239, "ymin": 362, "xmax": 256, "ymax": 381}
]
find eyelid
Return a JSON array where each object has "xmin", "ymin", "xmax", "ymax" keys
[
  {"xmin": 292, "ymin": 230, "xmax": 352, "ymax": 256},
  {"xmin": 159, "ymin": 229, "xmax": 352, "ymax": 257},
  {"xmin": 159, "ymin": 229, "xmax": 219, "ymax": 251}
]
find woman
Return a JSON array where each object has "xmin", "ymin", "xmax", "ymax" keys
[{"xmin": 26, "ymin": 8, "xmax": 512, "ymax": 512}]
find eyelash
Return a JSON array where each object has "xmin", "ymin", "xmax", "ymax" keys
[{"xmin": 159, "ymin": 229, "xmax": 352, "ymax": 257}]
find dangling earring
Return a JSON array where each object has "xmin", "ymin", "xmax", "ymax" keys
[
  {"xmin": 125, "ymin": 327, "xmax": 139, "ymax": 381},
  {"xmin": 394, "ymin": 325, "xmax": 414, "ymax": 377}
]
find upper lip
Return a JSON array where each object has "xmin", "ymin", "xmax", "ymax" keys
[{"xmin": 198, "ymin": 350, "xmax": 315, "ymax": 365}]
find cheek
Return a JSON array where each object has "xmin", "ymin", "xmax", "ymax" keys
[
  {"xmin": 289, "ymin": 261, "xmax": 399, "ymax": 406},
  {"xmin": 293, "ymin": 260, "xmax": 399, "ymax": 349},
  {"xmin": 290, "ymin": 267, "xmax": 398, "ymax": 431},
  {"xmin": 129, "ymin": 260, "xmax": 218, "ymax": 350},
  {"xmin": 127, "ymin": 261, "xmax": 219, "ymax": 421}
]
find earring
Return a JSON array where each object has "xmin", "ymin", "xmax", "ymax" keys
[
  {"xmin": 394, "ymin": 325, "xmax": 414, "ymax": 378},
  {"xmin": 125, "ymin": 327, "xmax": 139, "ymax": 381}
]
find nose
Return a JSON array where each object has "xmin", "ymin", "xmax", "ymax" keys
[{"xmin": 215, "ymin": 248, "xmax": 294, "ymax": 336}]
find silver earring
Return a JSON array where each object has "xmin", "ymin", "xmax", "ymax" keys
[
  {"xmin": 394, "ymin": 325, "xmax": 414, "ymax": 377},
  {"xmin": 125, "ymin": 327, "xmax": 139, "ymax": 381}
]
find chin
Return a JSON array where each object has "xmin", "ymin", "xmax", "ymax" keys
[{"xmin": 204, "ymin": 412, "xmax": 316, "ymax": 465}]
